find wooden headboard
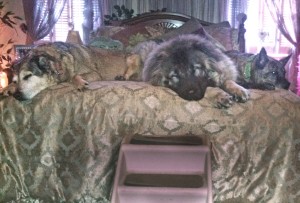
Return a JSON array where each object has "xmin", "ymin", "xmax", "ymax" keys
[{"xmin": 120, "ymin": 12, "xmax": 246, "ymax": 52}]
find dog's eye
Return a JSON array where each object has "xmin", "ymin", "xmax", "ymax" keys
[
  {"xmin": 169, "ymin": 73, "xmax": 179, "ymax": 83},
  {"xmin": 191, "ymin": 64, "xmax": 204, "ymax": 77},
  {"xmin": 169, "ymin": 71, "xmax": 179, "ymax": 79},
  {"xmin": 194, "ymin": 69, "xmax": 201, "ymax": 76},
  {"xmin": 171, "ymin": 74, "xmax": 178, "ymax": 79},
  {"xmin": 23, "ymin": 74, "xmax": 33, "ymax": 80}
]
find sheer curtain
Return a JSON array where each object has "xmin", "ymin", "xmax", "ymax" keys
[
  {"xmin": 82, "ymin": 0, "xmax": 109, "ymax": 43},
  {"xmin": 227, "ymin": 0, "xmax": 248, "ymax": 28},
  {"xmin": 22, "ymin": 0, "xmax": 67, "ymax": 44},
  {"xmin": 107, "ymin": 0, "xmax": 228, "ymax": 23},
  {"xmin": 265, "ymin": 0, "xmax": 300, "ymax": 94}
]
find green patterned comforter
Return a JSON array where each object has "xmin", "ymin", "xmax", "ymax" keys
[{"xmin": 1, "ymin": 81, "xmax": 299, "ymax": 203}]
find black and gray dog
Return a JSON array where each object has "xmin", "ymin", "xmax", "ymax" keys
[
  {"xmin": 225, "ymin": 48, "xmax": 291, "ymax": 90},
  {"xmin": 143, "ymin": 34, "xmax": 250, "ymax": 103}
]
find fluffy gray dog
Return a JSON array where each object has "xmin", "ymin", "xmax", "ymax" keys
[{"xmin": 142, "ymin": 34, "xmax": 250, "ymax": 103}]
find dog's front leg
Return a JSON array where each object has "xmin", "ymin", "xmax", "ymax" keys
[
  {"xmin": 115, "ymin": 54, "xmax": 141, "ymax": 81},
  {"xmin": 222, "ymin": 80, "xmax": 250, "ymax": 102},
  {"xmin": 72, "ymin": 75, "xmax": 89, "ymax": 91}
]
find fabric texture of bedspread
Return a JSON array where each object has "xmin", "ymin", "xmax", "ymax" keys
[{"xmin": 0, "ymin": 81, "xmax": 299, "ymax": 203}]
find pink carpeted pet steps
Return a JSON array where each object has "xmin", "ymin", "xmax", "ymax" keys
[{"xmin": 111, "ymin": 135, "xmax": 213, "ymax": 203}]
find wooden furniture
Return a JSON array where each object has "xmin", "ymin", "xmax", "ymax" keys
[{"xmin": 119, "ymin": 12, "xmax": 246, "ymax": 52}]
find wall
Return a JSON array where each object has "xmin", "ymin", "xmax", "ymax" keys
[{"xmin": 0, "ymin": 0, "xmax": 27, "ymax": 68}]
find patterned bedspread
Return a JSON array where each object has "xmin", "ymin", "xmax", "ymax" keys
[{"xmin": 0, "ymin": 81, "xmax": 299, "ymax": 203}]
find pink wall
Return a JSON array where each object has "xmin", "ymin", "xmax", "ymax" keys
[{"xmin": 0, "ymin": 0, "xmax": 26, "ymax": 67}]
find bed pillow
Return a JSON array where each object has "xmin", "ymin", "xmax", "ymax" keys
[
  {"xmin": 110, "ymin": 24, "xmax": 152, "ymax": 47},
  {"xmin": 204, "ymin": 22, "xmax": 239, "ymax": 51},
  {"xmin": 156, "ymin": 18, "xmax": 227, "ymax": 51}
]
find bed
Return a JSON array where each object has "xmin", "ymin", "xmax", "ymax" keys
[{"xmin": 0, "ymin": 12, "xmax": 299, "ymax": 203}]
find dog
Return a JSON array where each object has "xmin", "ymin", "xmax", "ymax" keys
[
  {"xmin": 142, "ymin": 34, "xmax": 250, "ymax": 104},
  {"xmin": 115, "ymin": 40, "xmax": 160, "ymax": 81},
  {"xmin": 225, "ymin": 48, "xmax": 291, "ymax": 90},
  {"xmin": 2, "ymin": 42, "xmax": 127, "ymax": 100}
]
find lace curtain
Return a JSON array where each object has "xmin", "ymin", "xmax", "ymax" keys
[
  {"xmin": 265, "ymin": 0, "xmax": 300, "ymax": 94},
  {"xmin": 22, "ymin": 0, "xmax": 67, "ymax": 44}
]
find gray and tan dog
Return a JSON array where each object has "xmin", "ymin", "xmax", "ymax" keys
[{"xmin": 2, "ymin": 42, "xmax": 127, "ymax": 100}]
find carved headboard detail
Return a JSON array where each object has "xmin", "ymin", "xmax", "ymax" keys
[{"xmin": 120, "ymin": 12, "xmax": 246, "ymax": 52}]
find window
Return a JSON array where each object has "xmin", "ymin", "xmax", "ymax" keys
[
  {"xmin": 43, "ymin": 0, "xmax": 101, "ymax": 43},
  {"xmin": 227, "ymin": 0, "xmax": 294, "ymax": 58},
  {"xmin": 244, "ymin": 0, "xmax": 293, "ymax": 58}
]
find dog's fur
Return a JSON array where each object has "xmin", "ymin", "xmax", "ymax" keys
[
  {"xmin": 226, "ymin": 48, "xmax": 291, "ymax": 90},
  {"xmin": 116, "ymin": 40, "xmax": 159, "ymax": 81},
  {"xmin": 2, "ymin": 42, "xmax": 127, "ymax": 100},
  {"xmin": 142, "ymin": 34, "xmax": 250, "ymax": 103}
]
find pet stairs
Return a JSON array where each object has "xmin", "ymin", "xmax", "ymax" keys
[{"xmin": 111, "ymin": 135, "xmax": 213, "ymax": 203}]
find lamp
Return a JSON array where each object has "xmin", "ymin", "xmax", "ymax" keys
[
  {"xmin": 0, "ymin": 69, "xmax": 8, "ymax": 89},
  {"xmin": 66, "ymin": 30, "xmax": 83, "ymax": 45},
  {"xmin": 66, "ymin": 22, "xmax": 83, "ymax": 45}
]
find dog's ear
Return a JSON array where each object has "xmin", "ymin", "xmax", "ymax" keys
[
  {"xmin": 157, "ymin": 51, "xmax": 169, "ymax": 59},
  {"xmin": 280, "ymin": 54, "xmax": 291, "ymax": 67},
  {"xmin": 256, "ymin": 47, "xmax": 269, "ymax": 69}
]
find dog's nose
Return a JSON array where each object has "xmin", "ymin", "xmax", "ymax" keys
[
  {"xmin": 188, "ymin": 89, "xmax": 195, "ymax": 94},
  {"xmin": 13, "ymin": 91, "xmax": 27, "ymax": 101}
]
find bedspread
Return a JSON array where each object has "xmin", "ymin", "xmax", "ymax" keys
[{"xmin": 0, "ymin": 81, "xmax": 299, "ymax": 203}]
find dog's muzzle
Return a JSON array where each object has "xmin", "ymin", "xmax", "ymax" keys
[
  {"xmin": 279, "ymin": 79, "xmax": 290, "ymax": 89},
  {"xmin": 178, "ymin": 88, "xmax": 206, "ymax": 101},
  {"xmin": 13, "ymin": 90, "xmax": 28, "ymax": 101},
  {"xmin": 173, "ymin": 77, "xmax": 209, "ymax": 101}
]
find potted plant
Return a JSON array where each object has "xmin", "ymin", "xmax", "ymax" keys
[{"xmin": 104, "ymin": 5, "xmax": 135, "ymax": 25}]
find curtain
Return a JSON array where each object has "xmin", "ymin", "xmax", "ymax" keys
[
  {"xmin": 22, "ymin": 0, "xmax": 67, "ymax": 44},
  {"xmin": 265, "ymin": 0, "xmax": 300, "ymax": 94},
  {"xmin": 107, "ymin": 0, "xmax": 228, "ymax": 23},
  {"xmin": 100, "ymin": 0, "xmax": 109, "ymax": 18},
  {"xmin": 82, "ymin": 0, "xmax": 109, "ymax": 44},
  {"xmin": 228, "ymin": 0, "xmax": 248, "ymax": 28},
  {"xmin": 83, "ymin": 0, "xmax": 93, "ymax": 44}
]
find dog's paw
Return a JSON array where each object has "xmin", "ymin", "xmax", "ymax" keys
[
  {"xmin": 232, "ymin": 87, "xmax": 250, "ymax": 102},
  {"xmin": 214, "ymin": 92, "xmax": 233, "ymax": 108},
  {"xmin": 115, "ymin": 75, "xmax": 126, "ymax": 81},
  {"xmin": 1, "ymin": 83, "xmax": 17, "ymax": 96},
  {"xmin": 72, "ymin": 75, "xmax": 89, "ymax": 91},
  {"xmin": 223, "ymin": 80, "xmax": 250, "ymax": 103}
]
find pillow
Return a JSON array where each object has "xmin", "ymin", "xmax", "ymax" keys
[
  {"xmin": 90, "ymin": 26, "xmax": 125, "ymax": 38},
  {"xmin": 110, "ymin": 25, "xmax": 151, "ymax": 47},
  {"xmin": 204, "ymin": 22, "xmax": 239, "ymax": 51},
  {"xmin": 110, "ymin": 24, "xmax": 170, "ymax": 51},
  {"xmin": 145, "ymin": 26, "xmax": 168, "ymax": 38},
  {"xmin": 156, "ymin": 18, "xmax": 227, "ymax": 51},
  {"xmin": 156, "ymin": 18, "xmax": 206, "ymax": 40},
  {"xmin": 89, "ymin": 36, "xmax": 124, "ymax": 50}
]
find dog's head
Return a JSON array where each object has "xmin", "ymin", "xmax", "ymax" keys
[
  {"xmin": 252, "ymin": 48, "xmax": 290, "ymax": 90},
  {"xmin": 11, "ymin": 53, "xmax": 59, "ymax": 100},
  {"xmin": 144, "ymin": 47, "xmax": 211, "ymax": 101}
]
